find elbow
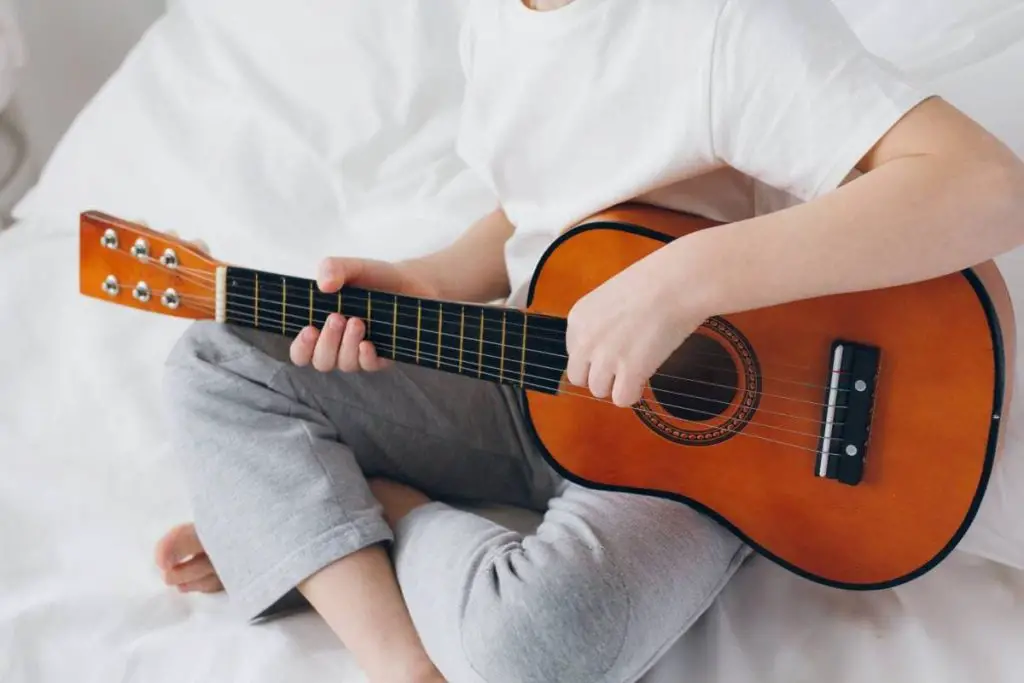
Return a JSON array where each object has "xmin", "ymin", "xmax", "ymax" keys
[
  {"xmin": 994, "ymin": 155, "xmax": 1024, "ymax": 246},
  {"xmin": 961, "ymin": 152, "xmax": 1024, "ymax": 253}
]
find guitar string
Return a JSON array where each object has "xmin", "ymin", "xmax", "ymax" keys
[
  {"xmin": 111, "ymin": 250, "xmax": 846, "ymax": 394},
  {"xmin": 169, "ymin": 291, "xmax": 847, "ymax": 435},
  {"xmin": 164, "ymin": 287, "xmax": 849, "ymax": 415},
  {"xmin": 116, "ymin": 251, "xmax": 831, "ymax": 379},
  {"xmin": 241, "ymin": 279, "xmax": 836, "ymax": 381},
  {"xmin": 217, "ymin": 293, "xmax": 846, "ymax": 408},
  {"xmin": 176, "ymin": 292, "xmax": 838, "ymax": 429},
  {"xmin": 113, "ymin": 250, "xmax": 835, "ymax": 386},
  {"xmin": 222, "ymin": 309, "xmax": 827, "ymax": 452}
]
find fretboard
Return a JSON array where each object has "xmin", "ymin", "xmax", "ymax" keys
[{"xmin": 222, "ymin": 267, "xmax": 566, "ymax": 394}]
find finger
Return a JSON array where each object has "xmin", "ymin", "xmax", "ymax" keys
[
  {"xmin": 338, "ymin": 317, "xmax": 366, "ymax": 372},
  {"xmin": 565, "ymin": 353, "xmax": 590, "ymax": 387},
  {"xmin": 318, "ymin": 257, "xmax": 365, "ymax": 293},
  {"xmin": 163, "ymin": 553, "xmax": 217, "ymax": 587},
  {"xmin": 612, "ymin": 374, "xmax": 643, "ymax": 408},
  {"xmin": 312, "ymin": 314, "xmax": 346, "ymax": 372},
  {"xmin": 587, "ymin": 363, "xmax": 614, "ymax": 399},
  {"xmin": 154, "ymin": 523, "xmax": 205, "ymax": 571},
  {"xmin": 359, "ymin": 340, "xmax": 391, "ymax": 372},
  {"xmin": 289, "ymin": 327, "xmax": 319, "ymax": 366},
  {"xmin": 179, "ymin": 574, "xmax": 225, "ymax": 594}
]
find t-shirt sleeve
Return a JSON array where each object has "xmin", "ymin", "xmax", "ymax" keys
[{"xmin": 708, "ymin": 0, "xmax": 933, "ymax": 202}]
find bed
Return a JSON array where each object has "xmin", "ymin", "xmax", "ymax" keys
[{"xmin": 2, "ymin": 1, "xmax": 1024, "ymax": 681}]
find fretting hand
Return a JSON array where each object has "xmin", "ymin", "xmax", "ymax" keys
[{"xmin": 289, "ymin": 257, "xmax": 441, "ymax": 373}]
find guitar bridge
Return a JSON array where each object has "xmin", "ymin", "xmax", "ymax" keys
[{"xmin": 815, "ymin": 341, "xmax": 880, "ymax": 486}]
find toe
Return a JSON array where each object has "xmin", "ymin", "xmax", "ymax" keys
[
  {"xmin": 154, "ymin": 523, "xmax": 204, "ymax": 571},
  {"xmin": 179, "ymin": 574, "xmax": 225, "ymax": 594},
  {"xmin": 163, "ymin": 554, "xmax": 218, "ymax": 587}
]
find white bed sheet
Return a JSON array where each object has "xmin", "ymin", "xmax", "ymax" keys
[{"xmin": 3, "ymin": 2, "xmax": 1024, "ymax": 682}]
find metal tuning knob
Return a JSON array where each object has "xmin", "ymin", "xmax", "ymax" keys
[
  {"xmin": 161, "ymin": 289, "xmax": 181, "ymax": 310},
  {"xmin": 160, "ymin": 248, "xmax": 179, "ymax": 269},
  {"xmin": 131, "ymin": 238, "xmax": 150, "ymax": 261},
  {"xmin": 102, "ymin": 275, "xmax": 120, "ymax": 296},
  {"xmin": 101, "ymin": 229, "xmax": 118, "ymax": 250},
  {"xmin": 132, "ymin": 281, "xmax": 152, "ymax": 303}
]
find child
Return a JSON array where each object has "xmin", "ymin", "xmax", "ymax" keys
[{"xmin": 154, "ymin": 1, "xmax": 1024, "ymax": 682}]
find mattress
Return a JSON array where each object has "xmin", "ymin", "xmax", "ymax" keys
[{"xmin": 2, "ymin": 1, "xmax": 1024, "ymax": 681}]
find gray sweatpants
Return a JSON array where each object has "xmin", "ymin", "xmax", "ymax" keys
[{"xmin": 163, "ymin": 321, "xmax": 750, "ymax": 683}]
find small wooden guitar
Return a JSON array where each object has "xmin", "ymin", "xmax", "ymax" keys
[{"xmin": 79, "ymin": 204, "xmax": 1014, "ymax": 590}]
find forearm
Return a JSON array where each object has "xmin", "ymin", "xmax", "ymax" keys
[
  {"xmin": 402, "ymin": 207, "xmax": 514, "ymax": 303},
  {"xmin": 673, "ymin": 151, "xmax": 1024, "ymax": 317}
]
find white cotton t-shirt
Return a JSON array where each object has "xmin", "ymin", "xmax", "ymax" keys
[{"xmin": 455, "ymin": 0, "xmax": 933, "ymax": 306}]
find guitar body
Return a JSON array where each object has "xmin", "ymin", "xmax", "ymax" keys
[{"xmin": 523, "ymin": 203, "xmax": 1015, "ymax": 589}]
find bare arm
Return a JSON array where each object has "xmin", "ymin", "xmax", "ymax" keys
[
  {"xmin": 401, "ymin": 206, "xmax": 514, "ymax": 303},
  {"xmin": 565, "ymin": 97, "xmax": 1024, "ymax": 408},
  {"xmin": 293, "ymin": 206, "xmax": 515, "ymax": 373},
  {"xmin": 669, "ymin": 97, "xmax": 1024, "ymax": 316}
]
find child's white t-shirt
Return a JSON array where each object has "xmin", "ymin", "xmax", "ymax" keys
[{"xmin": 455, "ymin": 0, "xmax": 933, "ymax": 305}]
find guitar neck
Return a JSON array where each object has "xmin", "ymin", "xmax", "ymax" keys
[{"xmin": 220, "ymin": 266, "xmax": 567, "ymax": 394}]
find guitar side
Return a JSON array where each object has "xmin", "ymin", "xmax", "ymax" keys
[{"xmin": 520, "ymin": 204, "xmax": 1014, "ymax": 590}]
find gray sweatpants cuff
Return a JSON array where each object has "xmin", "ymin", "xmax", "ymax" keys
[{"xmin": 240, "ymin": 517, "xmax": 393, "ymax": 622}]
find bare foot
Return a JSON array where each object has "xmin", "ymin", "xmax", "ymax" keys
[
  {"xmin": 154, "ymin": 523, "xmax": 224, "ymax": 594},
  {"xmin": 367, "ymin": 479, "xmax": 431, "ymax": 529}
]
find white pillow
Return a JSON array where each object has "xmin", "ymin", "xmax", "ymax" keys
[
  {"xmin": 14, "ymin": 0, "xmax": 492, "ymax": 274},
  {"xmin": 833, "ymin": 0, "xmax": 1024, "ymax": 81}
]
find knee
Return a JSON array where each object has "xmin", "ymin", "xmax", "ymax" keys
[
  {"xmin": 163, "ymin": 321, "xmax": 282, "ymax": 393},
  {"xmin": 460, "ymin": 546, "xmax": 629, "ymax": 683},
  {"xmin": 165, "ymin": 320, "xmax": 257, "ymax": 371}
]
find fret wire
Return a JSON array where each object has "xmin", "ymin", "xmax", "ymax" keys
[
  {"xmin": 218, "ymin": 311, "xmax": 835, "ymax": 442},
  {"xmin": 281, "ymin": 278, "xmax": 287, "ymax": 335},
  {"xmin": 459, "ymin": 307, "xmax": 465, "ymax": 374},
  {"xmin": 437, "ymin": 303, "xmax": 443, "ymax": 369},
  {"xmin": 254, "ymin": 273, "xmax": 260, "ymax": 328},
  {"xmin": 366, "ymin": 291, "xmax": 371, "ymax": 338},
  {"xmin": 392, "ymin": 297, "xmax": 398, "ymax": 362},
  {"xmin": 220, "ymin": 296, "xmax": 829, "ymax": 414},
  {"xmin": 227, "ymin": 273, "xmax": 568, "ymax": 341},
  {"xmin": 337, "ymin": 291, "xmax": 342, "ymax": 315},
  {"xmin": 499, "ymin": 311, "xmax": 507, "ymax": 383},
  {"xmin": 220, "ymin": 279, "xmax": 826, "ymax": 411},
  {"xmin": 520, "ymin": 314, "xmax": 528, "ymax": 389},
  {"xmin": 477, "ymin": 310, "xmax": 484, "ymax": 378},
  {"xmin": 226, "ymin": 292, "xmax": 569, "ymax": 362},
  {"xmin": 308, "ymin": 282, "xmax": 313, "ymax": 326},
  {"xmin": 222, "ymin": 310, "xmax": 566, "ymax": 396},
  {"xmin": 416, "ymin": 299, "xmax": 422, "ymax": 364}
]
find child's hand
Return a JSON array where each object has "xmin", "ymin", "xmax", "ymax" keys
[
  {"xmin": 289, "ymin": 257, "xmax": 441, "ymax": 374},
  {"xmin": 564, "ymin": 249, "xmax": 711, "ymax": 408}
]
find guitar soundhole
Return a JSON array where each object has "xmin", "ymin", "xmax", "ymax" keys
[{"xmin": 650, "ymin": 334, "xmax": 738, "ymax": 422}]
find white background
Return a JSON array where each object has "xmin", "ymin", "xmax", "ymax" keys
[{"xmin": 12, "ymin": 0, "xmax": 164, "ymax": 171}]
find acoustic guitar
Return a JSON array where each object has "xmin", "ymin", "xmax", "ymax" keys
[{"xmin": 78, "ymin": 204, "xmax": 1014, "ymax": 590}]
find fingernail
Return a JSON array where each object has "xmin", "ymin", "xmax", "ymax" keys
[{"xmin": 328, "ymin": 314, "xmax": 342, "ymax": 330}]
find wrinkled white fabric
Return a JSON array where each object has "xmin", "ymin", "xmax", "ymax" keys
[{"xmin": 3, "ymin": 1, "xmax": 1024, "ymax": 682}]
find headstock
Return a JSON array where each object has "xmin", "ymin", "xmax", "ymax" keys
[{"xmin": 79, "ymin": 211, "xmax": 226, "ymax": 321}]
